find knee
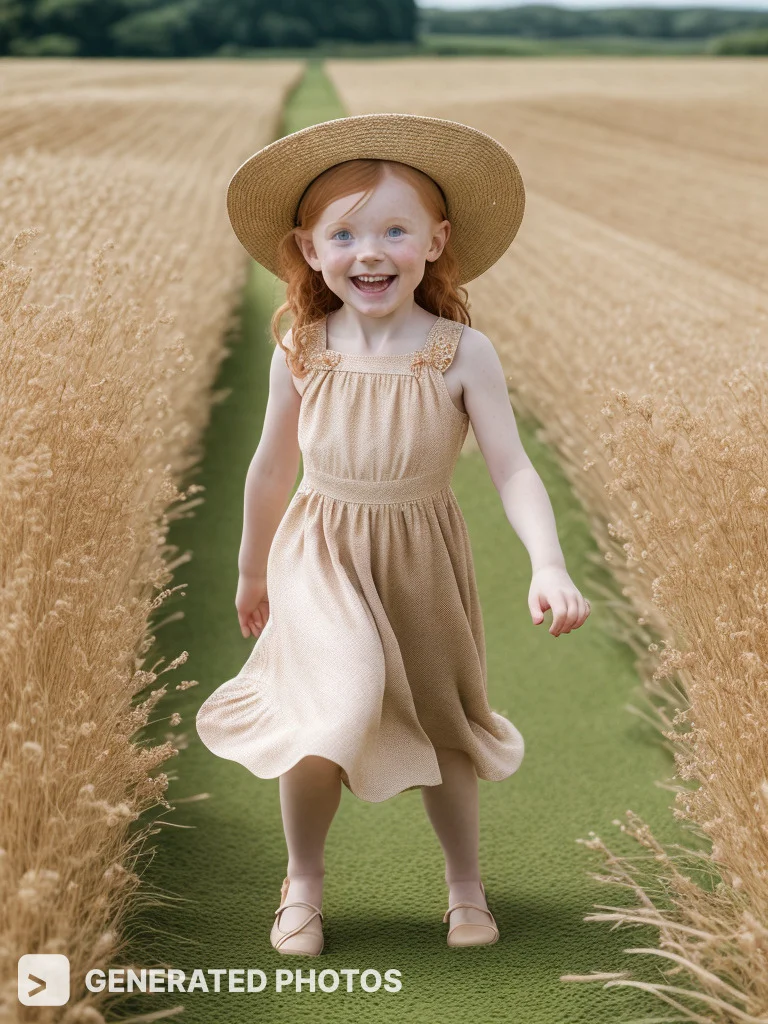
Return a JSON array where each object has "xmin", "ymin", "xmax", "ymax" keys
[
  {"xmin": 434, "ymin": 747, "xmax": 470, "ymax": 768},
  {"xmin": 288, "ymin": 755, "xmax": 342, "ymax": 779}
]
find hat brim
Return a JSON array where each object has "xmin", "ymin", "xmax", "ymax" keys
[{"xmin": 226, "ymin": 112, "xmax": 525, "ymax": 287}]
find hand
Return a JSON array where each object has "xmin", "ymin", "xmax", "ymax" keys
[
  {"xmin": 236, "ymin": 572, "xmax": 270, "ymax": 639},
  {"xmin": 528, "ymin": 565, "xmax": 590, "ymax": 636}
]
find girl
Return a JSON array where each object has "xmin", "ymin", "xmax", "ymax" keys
[{"xmin": 196, "ymin": 113, "xmax": 590, "ymax": 957}]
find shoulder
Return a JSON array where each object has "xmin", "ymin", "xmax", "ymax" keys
[
  {"xmin": 269, "ymin": 327, "xmax": 304, "ymax": 396},
  {"xmin": 277, "ymin": 325, "xmax": 296, "ymax": 354},
  {"xmin": 271, "ymin": 327, "xmax": 294, "ymax": 371},
  {"xmin": 453, "ymin": 322, "xmax": 491, "ymax": 351},
  {"xmin": 271, "ymin": 325, "xmax": 309, "ymax": 368},
  {"xmin": 450, "ymin": 322, "xmax": 498, "ymax": 368},
  {"xmin": 443, "ymin": 323, "xmax": 505, "ymax": 396},
  {"xmin": 272, "ymin": 323, "xmax": 329, "ymax": 395},
  {"xmin": 273, "ymin": 321, "xmax": 325, "ymax": 362}
]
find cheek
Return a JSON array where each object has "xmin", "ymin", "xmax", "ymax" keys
[
  {"xmin": 321, "ymin": 251, "xmax": 349, "ymax": 276},
  {"xmin": 395, "ymin": 244, "xmax": 426, "ymax": 271}
]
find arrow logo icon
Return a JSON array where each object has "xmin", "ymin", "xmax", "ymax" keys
[
  {"xmin": 17, "ymin": 955, "xmax": 70, "ymax": 1005},
  {"xmin": 26, "ymin": 973, "xmax": 47, "ymax": 997}
]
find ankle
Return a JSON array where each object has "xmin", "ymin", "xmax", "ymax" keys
[
  {"xmin": 446, "ymin": 877, "xmax": 485, "ymax": 902},
  {"xmin": 285, "ymin": 873, "xmax": 325, "ymax": 897}
]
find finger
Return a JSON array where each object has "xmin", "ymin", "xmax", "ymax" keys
[
  {"xmin": 529, "ymin": 599, "xmax": 544, "ymax": 623},
  {"xmin": 549, "ymin": 592, "xmax": 568, "ymax": 635},
  {"xmin": 557, "ymin": 596, "xmax": 573, "ymax": 634},
  {"xmin": 562, "ymin": 594, "xmax": 579, "ymax": 633},
  {"xmin": 554, "ymin": 593, "xmax": 577, "ymax": 635},
  {"xmin": 530, "ymin": 591, "xmax": 550, "ymax": 623},
  {"xmin": 574, "ymin": 597, "xmax": 590, "ymax": 626}
]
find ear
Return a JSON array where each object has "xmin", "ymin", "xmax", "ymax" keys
[
  {"xmin": 294, "ymin": 229, "xmax": 321, "ymax": 271},
  {"xmin": 426, "ymin": 219, "xmax": 451, "ymax": 263}
]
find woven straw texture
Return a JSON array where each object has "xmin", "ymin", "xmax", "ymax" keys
[
  {"xmin": 196, "ymin": 314, "xmax": 525, "ymax": 802},
  {"xmin": 226, "ymin": 113, "xmax": 526, "ymax": 286}
]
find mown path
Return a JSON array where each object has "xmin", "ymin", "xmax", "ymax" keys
[{"xmin": 117, "ymin": 60, "xmax": 683, "ymax": 1024}]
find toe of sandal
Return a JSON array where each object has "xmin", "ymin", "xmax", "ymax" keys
[{"xmin": 443, "ymin": 896, "xmax": 499, "ymax": 948}]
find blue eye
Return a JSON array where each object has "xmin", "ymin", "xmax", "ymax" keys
[
  {"xmin": 388, "ymin": 227, "xmax": 404, "ymax": 237},
  {"xmin": 332, "ymin": 229, "xmax": 351, "ymax": 241}
]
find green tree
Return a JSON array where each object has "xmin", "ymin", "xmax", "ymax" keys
[
  {"xmin": 0, "ymin": 0, "xmax": 417, "ymax": 56},
  {"xmin": 255, "ymin": 12, "xmax": 314, "ymax": 47}
]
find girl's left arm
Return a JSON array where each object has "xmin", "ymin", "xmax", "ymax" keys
[{"xmin": 455, "ymin": 327, "xmax": 590, "ymax": 637}]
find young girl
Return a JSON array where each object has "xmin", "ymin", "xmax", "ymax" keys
[{"xmin": 196, "ymin": 113, "xmax": 590, "ymax": 957}]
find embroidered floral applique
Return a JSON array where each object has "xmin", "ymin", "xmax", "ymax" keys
[
  {"xmin": 313, "ymin": 346, "xmax": 342, "ymax": 370},
  {"xmin": 410, "ymin": 327, "xmax": 457, "ymax": 377}
]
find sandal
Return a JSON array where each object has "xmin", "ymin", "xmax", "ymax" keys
[
  {"xmin": 270, "ymin": 876, "xmax": 324, "ymax": 956},
  {"xmin": 442, "ymin": 881, "xmax": 499, "ymax": 947}
]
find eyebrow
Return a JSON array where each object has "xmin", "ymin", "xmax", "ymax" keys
[{"xmin": 326, "ymin": 217, "xmax": 414, "ymax": 230}]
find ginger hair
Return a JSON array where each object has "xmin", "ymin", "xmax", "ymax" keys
[{"xmin": 269, "ymin": 159, "xmax": 471, "ymax": 379}]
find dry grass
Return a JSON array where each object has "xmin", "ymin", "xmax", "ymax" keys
[
  {"xmin": 0, "ymin": 57, "xmax": 304, "ymax": 1023},
  {"xmin": 327, "ymin": 56, "xmax": 768, "ymax": 1022}
]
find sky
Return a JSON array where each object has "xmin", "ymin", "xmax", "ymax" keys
[{"xmin": 420, "ymin": 0, "xmax": 768, "ymax": 9}]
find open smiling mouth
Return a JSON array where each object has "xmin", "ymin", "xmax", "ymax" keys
[{"xmin": 350, "ymin": 274, "xmax": 397, "ymax": 294}]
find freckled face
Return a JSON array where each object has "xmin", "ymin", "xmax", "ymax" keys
[{"xmin": 295, "ymin": 172, "xmax": 450, "ymax": 316}]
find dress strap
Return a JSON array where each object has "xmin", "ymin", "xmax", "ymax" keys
[
  {"xmin": 289, "ymin": 318, "xmax": 337, "ymax": 395},
  {"xmin": 305, "ymin": 316, "xmax": 341, "ymax": 371},
  {"xmin": 410, "ymin": 317, "xmax": 464, "ymax": 377}
]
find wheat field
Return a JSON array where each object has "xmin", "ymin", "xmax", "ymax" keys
[
  {"xmin": 0, "ymin": 57, "xmax": 303, "ymax": 1023},
  {"xmin": 327, "ymin": 56, "xmax": 768, "ymax": 1021}
]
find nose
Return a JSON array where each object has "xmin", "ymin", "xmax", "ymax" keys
[
  {"xmin": 355, "ymin": 255, "xmax": 384, "ymax": 269},
  {"xmin": 353, "ymin": 238, "xmax": 385, "ymax": 264}
]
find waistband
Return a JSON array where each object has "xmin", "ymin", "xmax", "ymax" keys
[{"xmin": 298, "ymin": 467, "xmax": 452, "ymax": 505}]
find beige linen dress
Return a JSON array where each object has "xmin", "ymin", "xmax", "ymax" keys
[{"xmin": 195, "ymin": 313, "xmax": 525, "ymax": 803}]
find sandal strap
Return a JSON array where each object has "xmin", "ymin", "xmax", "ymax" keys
[
  {"xmin": 273, "ymin": 901, "xmax": 324, "ymax": 951},
  {"xmin": 273, "ymin": 909, "xmax": 323, "ymax": 950},
  {"xmin": 274, "ymin": 899, "xmax": 323, "ymax": 920},
  {"xmin": 443, "ymin": 901, "xmax": 495, "ymax": 924}
]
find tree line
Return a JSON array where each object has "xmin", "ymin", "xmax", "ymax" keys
[
  {"xmin": 0, "ymin": 0, "xmax": 417, "ymax": 57},
  {"xmin": 2, "ymin": 0, "xmax": 767, "ymax": 58},
  {"xmin": 421, "ymin": 5, "xmax": 768, "ymax": 40}
]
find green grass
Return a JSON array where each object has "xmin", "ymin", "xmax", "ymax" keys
[{"xmin": 115, "ymin": 58, "xmax": 695, "ymax": 1024}]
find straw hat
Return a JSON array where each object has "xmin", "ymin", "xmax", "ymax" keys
[{"xmin": 226, "ymin": 112, "xmax": 525, "ymax": 286}]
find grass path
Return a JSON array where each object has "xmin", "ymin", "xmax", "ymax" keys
[{"xmin": 117, "ymin": 60, "xmax": 687, "ymax": 1024}]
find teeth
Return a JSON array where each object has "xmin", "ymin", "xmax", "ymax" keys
[{"xmin": 356, "ymin": 275, "xmax": 391, "ymax": 282}]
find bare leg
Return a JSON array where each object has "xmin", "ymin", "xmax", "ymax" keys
[
  {"xmin": 421, "ymin": 747, "xmax": 495, "ymax": 933},
  {"xmin": 277, "ymin": 755, "xmax": 341, "ymax": 934}
]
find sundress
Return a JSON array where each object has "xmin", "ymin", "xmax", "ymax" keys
[{"xmin": 195, "ymin": 313, "xmax": 525, "ymax": 803}]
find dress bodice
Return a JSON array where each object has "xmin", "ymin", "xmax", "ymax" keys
[{"xmin": 292, "ymin": 315, "xmax": 469, "ymax": 504}]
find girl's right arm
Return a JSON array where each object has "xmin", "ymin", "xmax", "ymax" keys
[{"xmin": 236, "ymin": 329, "xmax": 301, "ymax": 638}]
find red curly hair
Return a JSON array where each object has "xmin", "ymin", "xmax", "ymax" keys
[{"xmin": 269, "ymin": 158, "xmax": 472, "ymax": 379}]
